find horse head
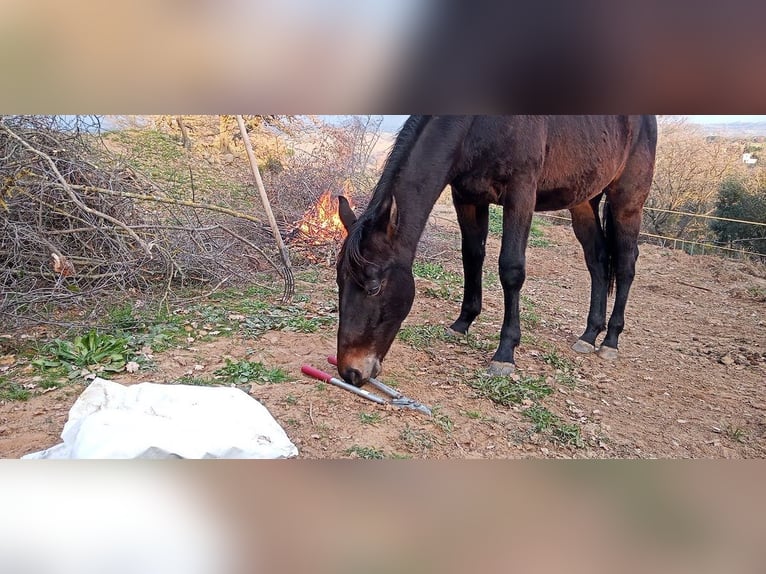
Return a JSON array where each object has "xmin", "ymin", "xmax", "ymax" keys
[{"xmin": 335, "ymin": 195, "xmax": 415, "ymax": 386}]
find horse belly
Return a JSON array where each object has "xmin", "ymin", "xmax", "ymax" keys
[{"xmin": 534, "ymin": 186, "xmax": 598, "ymax": 211}]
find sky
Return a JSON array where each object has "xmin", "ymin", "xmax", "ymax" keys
[
  {"xmin": 376, "ymin": 115, "xmax": 766, "ymax": 133},
  {"xmin": 686, "ymin": 115, "xmax": 766, "ymax": 124}
]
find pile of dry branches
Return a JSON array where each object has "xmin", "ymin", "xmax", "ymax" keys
[{"xmin": 0, "ymin": 116, "xmax": 283, "ymax": 326}]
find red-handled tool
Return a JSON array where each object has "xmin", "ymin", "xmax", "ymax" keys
[
  {"xmin": 325, "ymin": 356, "xmax": 432, "ymax": 416},
  {"xmin": 327, "ymin": 355, "xmax": 403, "ymax": 399},
  {"xmin": 300, "ymin": 364, "xmax": 387, "ymax": 405}
]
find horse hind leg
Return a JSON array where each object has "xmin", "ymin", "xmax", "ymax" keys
[
  {"xmin": 447, "ymin": 195, "xmax": 489, "ymax": 337},
  {"xmin": 598, "ymin": 207, "xmax": 640, "ymax": 360},
  {"xmin": 599, "ymin": 171, "xmax": 653, "ymax": 360},
  {"xmin": 570, "ymin": 196, "xmax": 609, "ymax": 355}
]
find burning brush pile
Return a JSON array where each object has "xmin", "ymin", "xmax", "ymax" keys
[{"xmin": 288, "ymin": 190, "xmax": 355, "ymax": 262}]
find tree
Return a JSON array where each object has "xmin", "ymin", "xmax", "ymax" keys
[
  {"xmin": 645, "ymin": 116, "xmax": 741, "ymax": 241},
  {"xmin": 711, "ymin": 175, "xmax": 766, "ymax": 255}
]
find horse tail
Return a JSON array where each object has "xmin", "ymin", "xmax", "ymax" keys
[{"xmin": 602, "ymin": 197, "xmax": 617, "ymax": 296}]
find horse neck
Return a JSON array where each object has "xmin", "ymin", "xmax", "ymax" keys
[{"xmin": 390, "ymin": 116, "xmax": 473, "ymax": 259}]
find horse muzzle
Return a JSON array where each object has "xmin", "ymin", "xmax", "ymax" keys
[{"xmin": 337, "ymin": 352, "xmax": 382, "ymax": 387}]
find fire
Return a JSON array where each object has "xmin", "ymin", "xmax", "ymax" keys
[{"xmin": 295, "ymin": 190, "xmax": 352, "ymax": 243}]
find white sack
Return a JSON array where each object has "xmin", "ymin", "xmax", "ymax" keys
[{"xmin": 23, "ymin": 377, "xmax": 298, "ymax": 459}]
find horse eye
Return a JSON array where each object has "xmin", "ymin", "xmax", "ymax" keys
[{"xmin": 365, "ymin": 279, "xmax": 382, "ymax": 296}]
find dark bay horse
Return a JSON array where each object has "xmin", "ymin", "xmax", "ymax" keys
[{"xmin": 335, "ymin": 116, "xmax": 657, "ymax": 386}]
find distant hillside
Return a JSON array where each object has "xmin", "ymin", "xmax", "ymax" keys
[{"xmin": 696, "ymin": 122, "xmax": 766, "ymax": 138}]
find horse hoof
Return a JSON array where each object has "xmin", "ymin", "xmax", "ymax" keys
[
  {"xmin": 487, "ymin": 361, "xmax": 516, "ymax": 376},
  {"xmin": 597, "ymin": 345, "xmax": 619, "ymax": 360},
  {"xmin": 444, "ymin": 327, "xmax": 465, "ymax": 338},
  {"xmin": 572, "ymin": 339, "xmax": 596, "ymax": 354}
]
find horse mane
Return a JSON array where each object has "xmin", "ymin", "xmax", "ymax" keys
[{"xmin": 343, "ymin": 115, "xmax": 430, "ymax": 275}]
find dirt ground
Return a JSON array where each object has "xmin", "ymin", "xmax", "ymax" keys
[{"xmin": 2, "ymin": 200, "xmax": 765, "ymax": 459}]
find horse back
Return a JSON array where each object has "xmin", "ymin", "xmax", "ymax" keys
[{"xmin": 453, "ymin": 115, "xmax": 655, "ymax": 211}]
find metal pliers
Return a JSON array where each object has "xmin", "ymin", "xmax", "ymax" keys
[{"xmin": 300, "ymin": 356, "xmax": 432, "ymax": 416}]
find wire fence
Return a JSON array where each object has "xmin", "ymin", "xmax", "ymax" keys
[{"xmin": 535, "ymin": 206, "xmax": 766, "ymax": 260}]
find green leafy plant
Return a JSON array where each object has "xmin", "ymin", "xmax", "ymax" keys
[
  {"xmin": 553, "ymin": 423, "xmax": 584, "ymax": 447},
  {"xmin": 431, "ymin": 406, "xmax": 454, "ymax": 433},
  {"xmin": 42, "ymin": 330, "xmax": 131, "ymax": 372}
]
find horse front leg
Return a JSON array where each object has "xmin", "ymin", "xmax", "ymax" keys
[
  {"xmin": 448, "ymin": 198, "xmax": 489, "ymax": 336},
  {"xmin": 488, "ymin": 201, "xmax": 534, "ymax": 377}
]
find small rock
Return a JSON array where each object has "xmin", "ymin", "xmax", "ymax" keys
[{"xmin": 719, "ymin": 354, "xmax": 734, "ymax": 366}]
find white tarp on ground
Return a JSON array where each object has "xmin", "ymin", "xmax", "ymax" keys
[{"xmin": 22, "ymin": 377, "xmax": 298, "ymax": 459}]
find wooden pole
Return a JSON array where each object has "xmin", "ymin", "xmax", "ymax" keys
[{"xmin": 235, "ymin": 115, "xmax": 294, "ymax": 301}]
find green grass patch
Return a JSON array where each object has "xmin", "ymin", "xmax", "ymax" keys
[
  {"xmin": 397, "ymin": 324, "xmax": 446, "ymax": 349},
  {"xmin": 528, "ymin": 217, "xmax": 552, "ymax": 247},
  {"xmin": 177, "ymin": 375, "xmax": 220, "ymax": 386},
  {"xmin": 413, "ymin": 261, "xmax": 462, "ymax": 286},
  {"xmin": 108, "ymin": 303, "xmax": 140, "ymax": 330},
  {"xmin": 467, "ymin": 372, "xmax": 553, "ymax": 407},
  {"xmin": 489, "ymin": 205, "xmax": 504, "ymax": 235},
  {"xmin": 520, "ymin": 333, "xmax": 540, "ymax": 346},
  {"xmin": 423, "ymin": 284, "xmax": 459, "ymax": 302},
  {"xmin": 345, "ymin": 445, "xmax": 386, "ymax": 459},
  {"xmin": 541, "ymin": 349, "xmax": 578, "ymax": 387},
  {"xmin": 0, "ymin": 377, "xmax": 31, "ymax": 401},
  {"xmin": 745, "ymin": 286, "xmax": 766, "ymax": 301},
  {"xmin": 297, "ymin": 269, "xmax": 321, "ymax": 283},
  {"xmin": 520, "ymin": 295, "xmax": 540, "ymax": 329},
  {"xmin": 207, "ymin": 282, "xmax": 279, "ymax": 302},
  {"xmin": 215, "ymin": 359, "xmax": 289, "ymax": 385},
  {"xmin": 724, "ymin": 424, "xmax": 746, "ymax": 443},
  {"xmin": 523, "ymin": 405, "xmax": 558, "ymax": 432},
  {"xmin": 399, "ymin": 426, "xmax": 436, "ymax": 452},
  {"xmin": 398, "ymin": 323, "xmax": 492, "ymax": 352},
  {"xmin": 242, "ymin": 305, "xmax": 335, "ymax": 337},
  {"xmin": 523, "ymin": 402, "xmax": 584, "ymax": 447},
  {"xmin": 489, "ymin": 206, "xmax": 551, "ymax": 247},
  {"xmin": 359, "ymin": 412, "xmax": 382, "ymax": 425}
]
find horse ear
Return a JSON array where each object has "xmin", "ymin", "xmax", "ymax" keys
[
  {"xmin": 337, "ymin": 195, "xmax": 357, "ymax": 231},
  {"xmin": 386, "ymin": 195, "xmax": 399, "ymax": 239}
]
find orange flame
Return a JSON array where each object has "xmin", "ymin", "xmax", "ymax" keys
[{"xmin": 296, "ymin": 189, "xmax": 353, "ymax": 242}]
